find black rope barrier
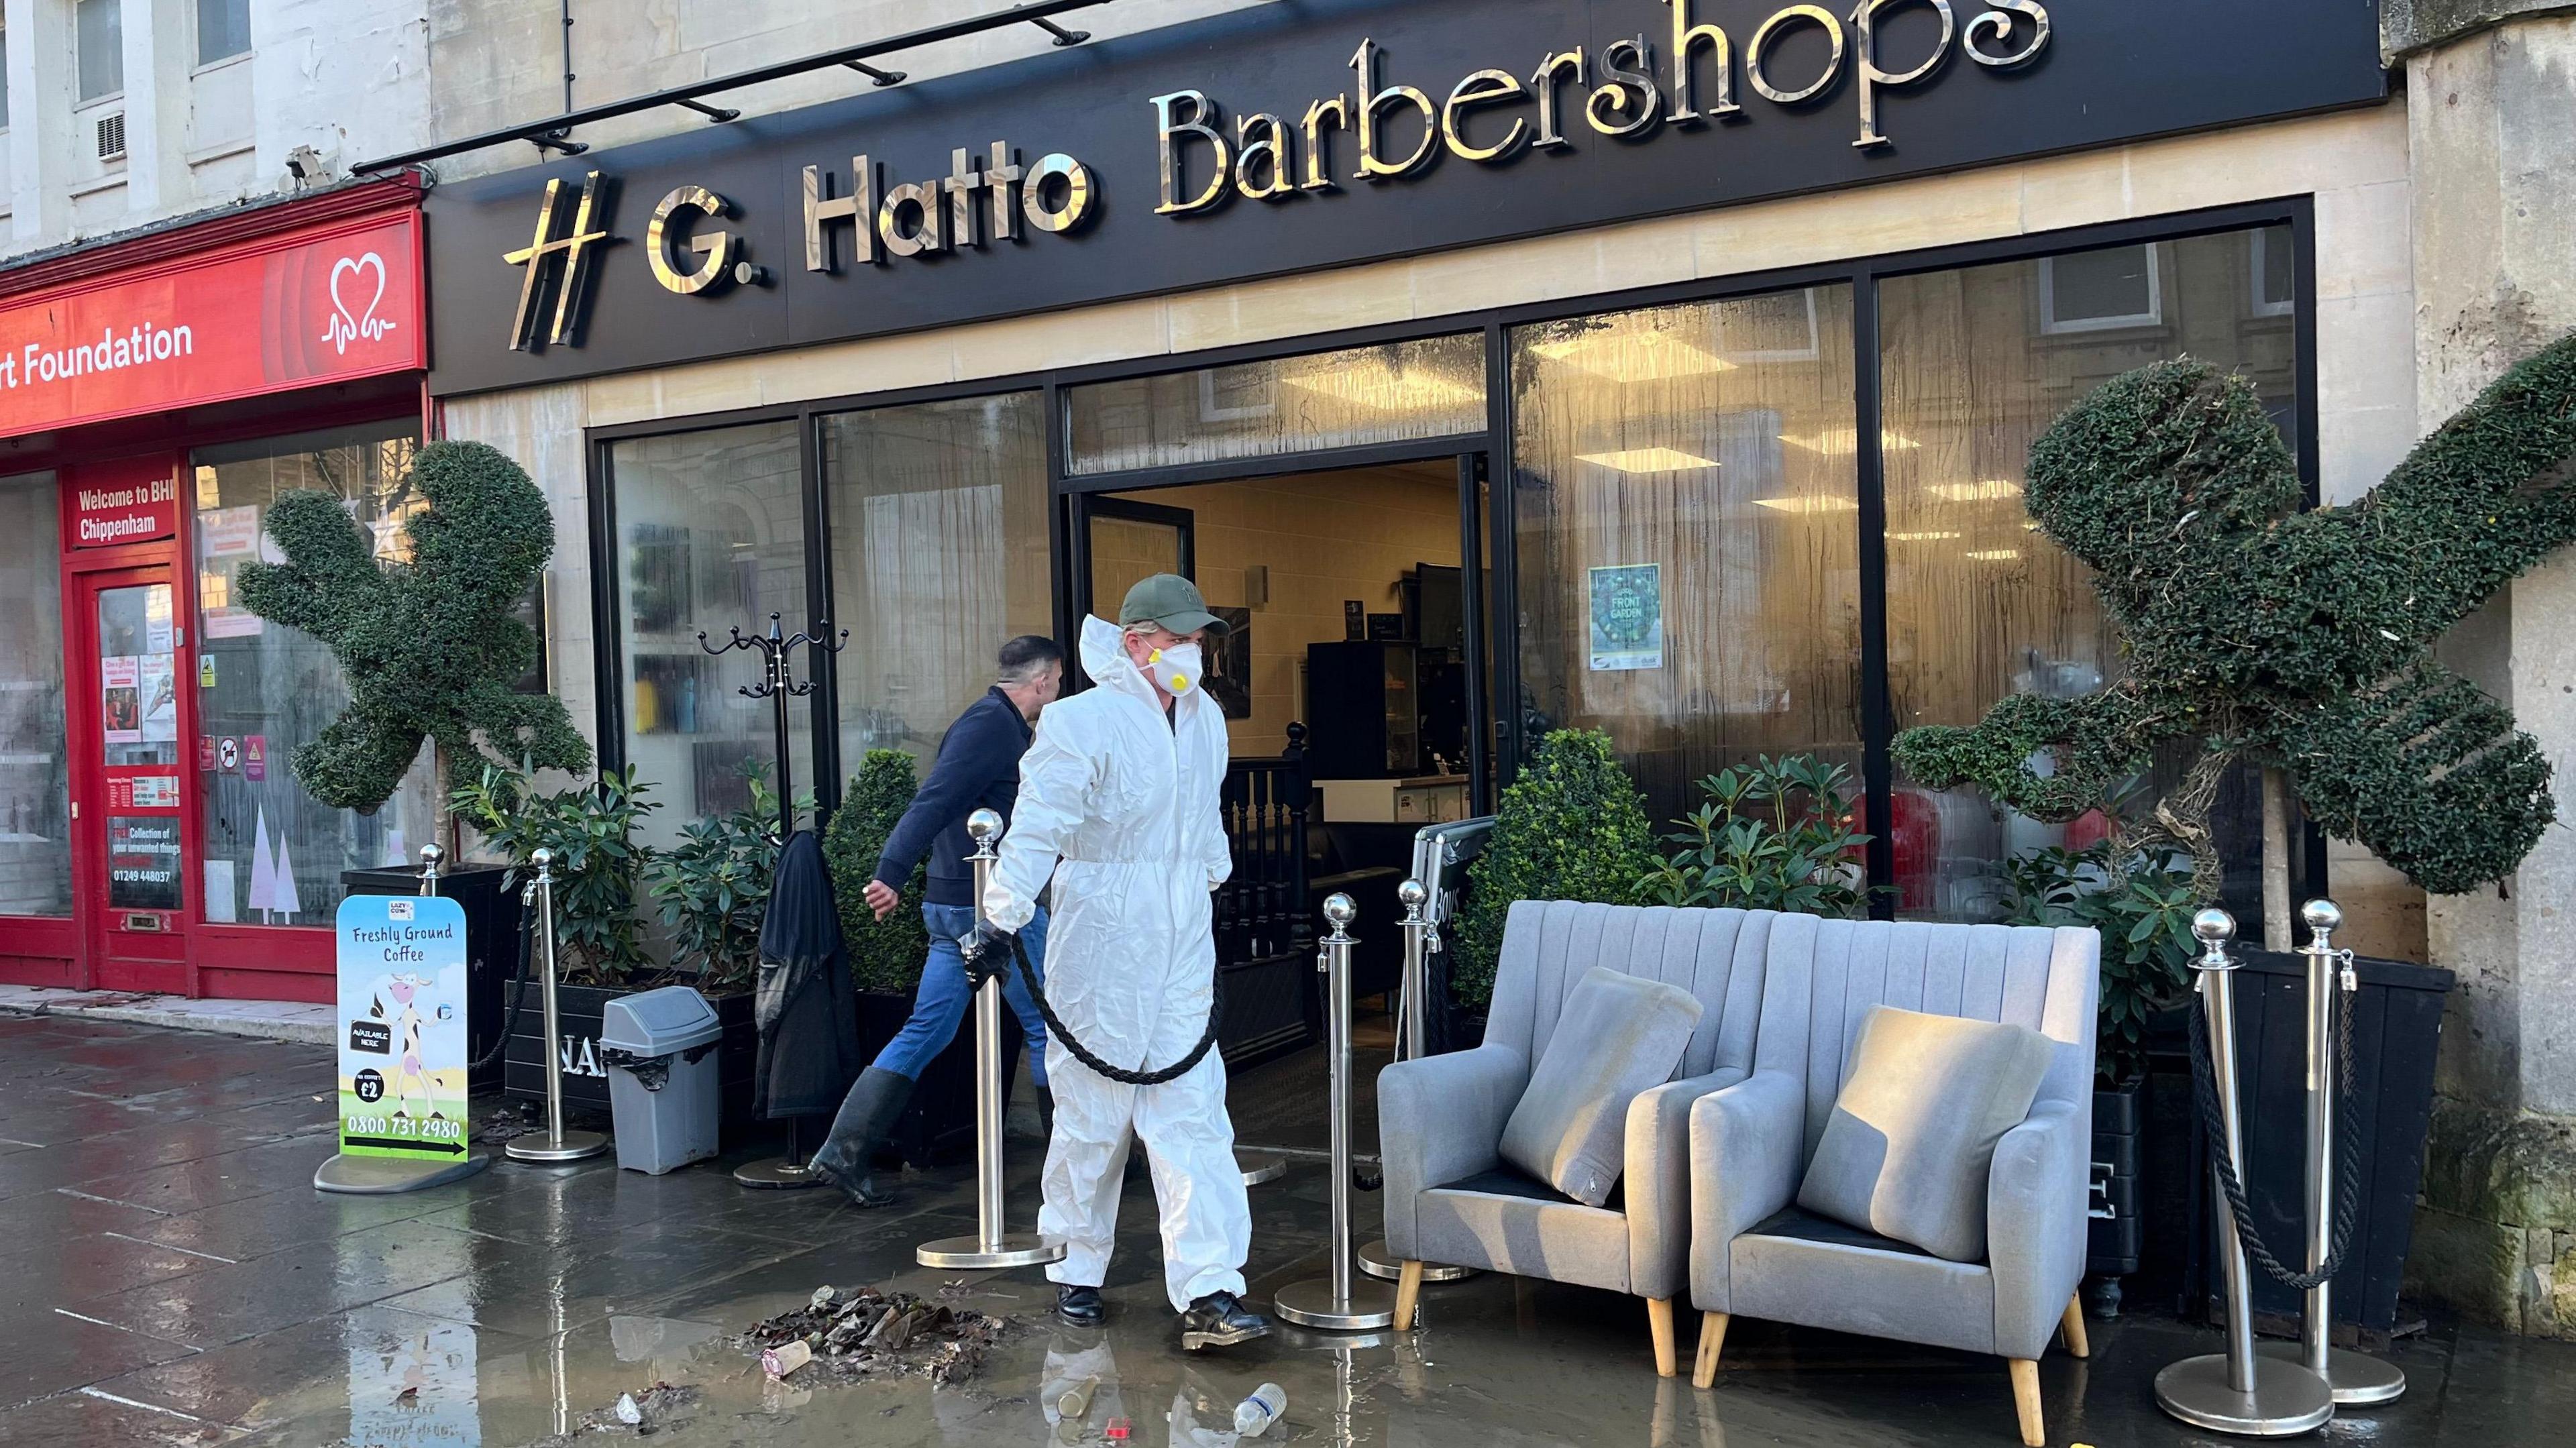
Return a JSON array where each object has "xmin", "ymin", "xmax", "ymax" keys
[
  {"xmin": 2186, "ymin": 974, "xmax": 2365, "ymax": 1293},
  {"xmin": 967, "ymin": 934, "xmax": 1223, "ymax": 1088}
]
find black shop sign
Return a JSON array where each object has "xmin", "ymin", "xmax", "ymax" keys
[{"xmin": 424, "ymin": 0, "xmax": 2387, "ymax": 398}]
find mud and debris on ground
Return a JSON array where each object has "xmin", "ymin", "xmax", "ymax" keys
[
  {"xmin": 743, "ymin": 1284, "xmax": 1012, "ymax": 1386},
  {"xmin": 525, "ymin": 1383, "xmax": 702, "ymax": 1443}
]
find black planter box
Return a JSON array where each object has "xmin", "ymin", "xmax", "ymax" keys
[
  {"xmin": 2088, "ymin": 1078, "xmax": 2146, "ymax": 1281},
  {"xmin": 2183, "ymin": 949, "xmax": 2452, "ymax": 1338},
  {"xmin": 343, "ymin": 862, "xmax": 519, "ymax": 1089},
  {"xmin": 856, "ymin": 987, "xmax": 1017, "ymax": 1167}
]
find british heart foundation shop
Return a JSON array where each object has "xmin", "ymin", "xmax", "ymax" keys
[{"xmin": 0, "ymin": 177, "xmax": 429, "ymax": 1002}]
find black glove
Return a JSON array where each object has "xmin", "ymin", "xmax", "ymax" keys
[{"xmin": 959, "ymin": 921, "xmax": 1017, "ymax": 989}]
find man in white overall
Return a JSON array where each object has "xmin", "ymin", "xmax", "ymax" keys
[{"xmin": 966, "ymin": 574, "xmax": 1267, "ymax": 1351}]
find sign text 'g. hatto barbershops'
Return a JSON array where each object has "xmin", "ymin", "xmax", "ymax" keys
[{"xmin": 427, "ymin": 0, "xmax": 2390, "ymax": 396}]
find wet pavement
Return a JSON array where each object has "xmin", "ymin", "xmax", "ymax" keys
[{"xmin": 3, "ymin": 1011, "xmax": 2572, "ymax": 1447}]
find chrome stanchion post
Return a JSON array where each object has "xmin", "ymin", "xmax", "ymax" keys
[
  {"xmin": 918, "ymin": 810, "xmax": 1065, "ymax": 1270},
  {"xmin": 1360, "ymin": 880, "xmax": 1474, "ymax": 1286},
  {"xmin": 1275, "ymin": 894, "xmax": 1398, "ymax": 1330},
  {"xmin": 419, "ymin": 842, "xmax": 443, "ymax": 896},
  {"xmin": 509, "ymin": 848, "xmax": 608, "ymax": 1164},
  {"xmin": 2157, "ymin": 909, "xmax": 2331, "ymax": 1435},
  {"xmin": 2258, "ymin": 899, "xmax": 2405, "ymax": 1404}
]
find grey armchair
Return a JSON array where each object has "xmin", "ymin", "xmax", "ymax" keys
[
  {"xmin": 1685, "ymin": 914, "xmax": 2100, "ymax": 1446},
  {"xmin": 1379, "ymin": 900, "xmax": 1772, "ymax": 1376}
]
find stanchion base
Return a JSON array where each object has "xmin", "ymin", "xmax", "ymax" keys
[
  {"xmin": 1356, "ymin": 1239, "xmax": 1475, "ymax": 1282},
  {"xmin": 2257, "ymin": 1343, "xmax": 2406, "ymax": 1406},
  {"xmin": 505, "ymin": 1129, "xmax": 610, "ymax": 1164},
  {"xmin": 916, "ymin": 1232, "xmax": 1066, "ymax": 1270},
  {"xmin": 1238, "ymin": 1151, "xmax": 1288, "ymax": 1186},
  {"xmin": 734, "ymin": 1156, "xmax": 824, "ymax": 1189},
  {"xmin": 315, "ymin": 1151, "xmax": 489, "ymax": 1195},
  {"xmin": 1274, "ymin": 1276, "xmax": 1398, "ymax": 1331},
  {"xmin": 2155, "ymin": 1353, "xmax": 2334, "ymax": 1435}
]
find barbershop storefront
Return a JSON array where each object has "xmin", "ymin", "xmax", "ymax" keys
[
  {"xmin": 0, "ymin": 179, "xmax": 431, "ymax": 1001},
  {"xmin": 425, "ymin": 0, "xmax": 2402, "ymax": 972}
]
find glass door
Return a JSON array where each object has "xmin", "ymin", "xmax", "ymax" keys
[
  {"xmin": 77, "ymin": 568, "xmax": 193, "ymax": 993},
  {"xmin": 1083, "ymin": 495, "xmax": 1197, "ymax": 615}
]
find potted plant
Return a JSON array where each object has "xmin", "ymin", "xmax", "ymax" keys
[
  {"xmin": 239, "ymin": 441, "xmax": 592, "ymax": 1074},
  {"xmin": 820, "ymin": 748, "xmax": 1005, "ymax": 1164},
  {"xmin": 647, "ymin": 763, "xmax": 810, "ymax": 1130},
  {"xmin": 1890, "ymin": 339, "xmax": 2576, "ymax": 1334},
  {"xmin": 1450, "ymin": 728, "xmax": 1655, "ymax": 1024},
  {"xmin": 1640, "ymin": 754, "xmax": 1874, "ymax": 917},
  {"xmin": 450, "ymin": 763, "xmax": 657, "ymax": 1116}
]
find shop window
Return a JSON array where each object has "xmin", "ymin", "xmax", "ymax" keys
[
  {"xmin": 76, "ymin": 0, "xmax": 121, "ymax": 103},
  {"xmin": 822, "ymin": 393, "xmax": 1051, "ymax": 775},
  {"xmin": 0, "ymin": 474, "xmax": 70, "ymax": 917},
  {"xmin": 1510, "ymin": 286, "xmax": 1866, "ymax": 829},
  {"xmin": 193, "ymin": 422, "xmax": 436, "ymax": 926},
  {"xmin": 1880, "ymin": 225, "xmax": 2294, "ymax": 920},
  {"xmin": 195, "ymin": 0, "xmax": 250, "ymax": 66},
  {"xmin": 609, "ymin": 421, "xmax": 810, "ymax": 848},
  {"xmin": 1066, "ymin": 333, "xmax": 1485, "ymax": 476},
  {"xmin": 2037, "ymin": 243, "xmax": 2163, "ymax": 335}
]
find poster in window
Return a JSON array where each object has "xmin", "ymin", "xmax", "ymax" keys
[
  {"xmin": 138, "ymin": 654, "xmax": 178, "ymax": 743},
  {"xmin": 101, "ymin": 656, "xmax": 142, "ymax": 742},
  {"xmin": 1588, "ymin": 565, "xmax": 1664, "ymax": 671},
  {"xmin": 108, "ymin": 816, "xmax": 182, "ymax": 910}
]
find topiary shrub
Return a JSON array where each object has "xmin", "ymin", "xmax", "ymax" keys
[
  {"xmin": 824, "ymin": 748, "xmax": 932, "ymax": 995},
  {"xmin": 1451, "ymin": 728, "xmax": 1654, "ymax": 1010},
  {"xmin": 237, "ymin": 440, "xmax": 590, "ymax": 846},
  {"xmin": 1893, "ymin": 333, "xmax": 2576, "ymax": 898}
]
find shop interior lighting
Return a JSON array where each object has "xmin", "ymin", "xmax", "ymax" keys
[
  {"xmin": 1965, "ymin": 548, "xmax": 2024, "ymax": 561},
  {"xmin": 1780, "ymin": 427, "xmax": 1921, "ymax": 454},
  {"xmin": 1886, "ymin": 529, "xmax": 1964, "ymax": 541},
  {"xmin": 1928, "ymin": 479, "xmax": 2025, "ymax": 501},
  {"xmin": 1281, "ymin": 366, "xmax": 1483, "ymax": 412},
  {"xmin": 1526, "ymin": 330, "xmax": 1736, "ymax": 380},
  {"xmin": 1574, "ymin": 447, "xmax": 1723, "ymax": 473},
  {"xmin": 1752, "ymin": 495, "xmax": 1859, "ymax": 514}
]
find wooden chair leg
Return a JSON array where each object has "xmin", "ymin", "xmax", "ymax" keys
[
  {"xmin": 1690, "ymin": 1311, "xmax": 1729, "ymax": 1390},
  {"xmin": 2006, "ymin": 1359, "xmax": 2043, "ymax": 1448},
  {"xmin": 1646, "ymin": 1297, "xmax": 1678, "ymax": 1377},
  {"xmin": 2059, "ymin": 1294, "xmax": 2090, "ymax": 1359},
  {"xmin": 1393, "ymin": 1260, "xmax": 1425, "ymax": 1332}
]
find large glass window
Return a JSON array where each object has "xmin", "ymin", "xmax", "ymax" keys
[
  {"xmin": 824, "ymin": 394, "xmax": 1051, "ymax": 777},
  {"xmin": 195, "ymin": 423, "xmax": 437, "ymax": 925},
  {"xmin": 1067, "ymin": 333, "xmax": 1485, "ymax": 476},
  {"xmin": 610, "ymin": 421, "xmax": 810, "ymax": 849},
  {"xmin": 76, "ymin": 0, "xmax": 121, "ymax": 103},
  {"xmin": 195, "ymin": 0, "xmax": 250, "ymax": 65},
  {"xmin": 1880, "ymin": 226, "xmax": 2296, "ymax": 918},
  {"xmin": 1511, "ymin": 286, "xmax": 1865, "ymax": 825},
  {"xmin": 0, "ymin": 474, "xmax": 69, "ymax": 917}
]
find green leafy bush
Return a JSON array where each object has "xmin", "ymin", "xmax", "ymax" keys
[
  {"xmin": 1641, "ymin": 755, "xmax": 1873, "ymax": 917},
  {"xmin": 1994, "ymin": 843, "xmax": 2197, "ymax": 1087},
  {"xmin": 238, "ymin": 441, "xmax": 590, "ymax": 840},
  {"xmin": 451, "ymin": 764, "xmax": 657, "ymax": 985},
  {"xmin": 649, "ymin": 764, "xmax": 811, "ymax": 995},
  {"xmin": 823, "ymin": 749, "xmax": 932, "ymax": 995},
  {"xmin": 1451, "ymin": 729, "xmax": 1654, "ymax": 1010}
]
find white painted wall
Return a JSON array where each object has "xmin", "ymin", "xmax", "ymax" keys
[{"xmin": 2, "ymin": 0, "xmax": 432, "ymax": 261}]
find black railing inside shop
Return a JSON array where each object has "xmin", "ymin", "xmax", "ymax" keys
[
  {"xmin": 355, "ymin": 1, "xmax": 1116, "ymax": 170},
  {"xmin": 1217, "ymin": 722, "xmax": 1312, "ymax": 968}
]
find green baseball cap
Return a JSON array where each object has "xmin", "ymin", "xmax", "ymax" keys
[{"xmin": 1118, "ymin": 573, "xmax": 1229, "ymax": 637}]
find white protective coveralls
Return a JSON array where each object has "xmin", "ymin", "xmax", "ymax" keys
[{"xmin": 983, "ymin": 614, "xmax": 1250, "ymax": 1311}]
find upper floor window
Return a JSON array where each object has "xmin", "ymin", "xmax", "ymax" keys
[
  {"xmin": 197, "ymin": 0, "xmax": 250, "ymax": 66},
  {"xmin": 76, "ymin": 0, "xmax": 123, "ymax": 103},
  {"xmin": 2037, "ymin": 243, "xmax": 2163, "ymax": 335}
]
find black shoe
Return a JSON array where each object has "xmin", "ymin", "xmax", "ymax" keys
[
  {"xmin": 1057, "ymin": 1284, "xmax": 1106, "ymax": 1327},
  {"xmin": 1179, "ymin": 1291, "xmax": 1269, "ymax": 1351},
  {"xmin": 806, "ymin": 1067, "xmax": 913, "ymax": 1209}
]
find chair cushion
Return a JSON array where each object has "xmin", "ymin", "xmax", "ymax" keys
[
  {"xmin": 1433, "ymin": 1164, "xmax": 1625, "ymax": 1212},
  {"xmin": 1795, "ymin": 1004, "xmax": 2053, "ymax": 1262},
  {"xmin": 1419, "ymin": 1176, "xmax": 1633, "ymax": 1293},
  {"xmin": 1498, "ymin": 966, "xmax": 1703, "ymax": 1206},
  {"xmin": 1744, "ymin": 1204, "xmax": 1933, "ymax": 1259}
]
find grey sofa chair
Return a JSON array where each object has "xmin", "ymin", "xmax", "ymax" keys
[
  {"xmin": 1379, "ymin": 900, "xmax": 1772, "ymax": 1376},
  {"xmin": 1685, "ymin": 913, "xmax": 2099, "ymax": 1446}
]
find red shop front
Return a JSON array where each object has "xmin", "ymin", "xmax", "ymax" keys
[{"xmin": 0, "ymin": 179, "xmax": 430, "ymax": 1002}]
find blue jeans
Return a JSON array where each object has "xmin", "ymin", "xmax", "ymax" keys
[{"xmin": 871, "ymin": 904, "xmax": 1051, "ymax": 1088}]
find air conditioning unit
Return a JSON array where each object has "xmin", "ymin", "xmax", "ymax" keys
[{"xmin": 95, "ymin": 112, "xmax": 127, "ymax": 162}]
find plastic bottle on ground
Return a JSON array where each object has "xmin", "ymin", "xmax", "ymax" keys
[{"xmin": 1234, "ymin": 1383, "xmax": 1287, "ymax": 1437}]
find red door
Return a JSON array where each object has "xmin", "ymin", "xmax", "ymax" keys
[{"xmin": 73, "ymin": 565, "xmax": 196, "ymax": 993}]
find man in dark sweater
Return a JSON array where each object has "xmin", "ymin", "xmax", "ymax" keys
[{"xmin": 808, "ymin": 634, "xmax": 1065, "ymax": 1208}]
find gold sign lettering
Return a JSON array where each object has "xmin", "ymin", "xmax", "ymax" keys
[
  {"xmin": 1022, "ymin": 154, "xmax": 1096, "ymax": 233},
  {"xmin": 1967, "ymin": 0, "xmax": 2049, "ymax": 68},
  {"xmin": 1588, "ymin": 36, "xmax": 1664, "ymax": 137},
  {"xmin": 1442, "ymin": 69, "xmax": 1530, "ymax": 163},
  {"xmin": 1301, "ymin": 95, "xmax": 1349, "ymax": 190},
  {"xmin": 1529, "ymin": 47, "xmax": 1586, "ymax": 151},
  {"xmin": 645, "ymin": 184, "xmax": 738, "ymax": 294},
  {"xmin": 502, "ymin": 170, "xmax": 616, "ymax": 350},
  {"xmin": 1854, "ymin": 0, "xmax": 1956, "ymax": 151},
  {"xmin": 1666, "ymin": 0, "xmax": 1740, "ymax": 124},
  {"xmin": 1234, "ymin": 113, "xmax": 1297, "ymax": 201},
  {"xmin": 803, "ymin": 156, "xmax": 877, "ymax": 271},
  {"xmin": 1747, "ymin": 5, "xmax": 1845, "ymax": 106},
  {"xmin": 1351, "ymin": 38, "xmax": 1438, "ymax": 180},
  {"xmin": 1154, "ymin": 90, "xmax": 1232, "ymax": 214}
]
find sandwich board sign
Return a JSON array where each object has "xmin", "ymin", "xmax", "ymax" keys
[{"xmin": 315, "ymin": 893, "xmax": 486, "ymax": 1192}]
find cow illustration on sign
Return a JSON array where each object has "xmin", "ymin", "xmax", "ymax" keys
[{"xmin": 377, "ymin": 973, "xmax": 440, "ymax": 1120}]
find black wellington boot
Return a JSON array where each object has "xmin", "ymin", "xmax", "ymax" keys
[{"xmin": 806, "ymin": 1067, "xmax": 913, "ymax": 1208}]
